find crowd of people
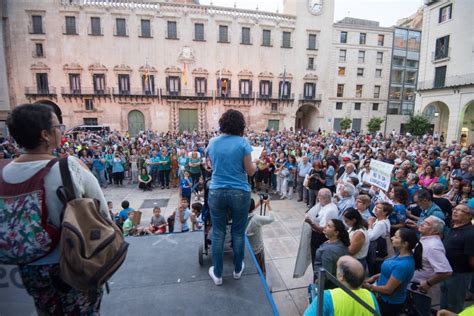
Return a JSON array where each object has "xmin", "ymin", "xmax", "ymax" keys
[{"xmin": 1, "ymin": 104, "xmax": 474, "ymax": 315}]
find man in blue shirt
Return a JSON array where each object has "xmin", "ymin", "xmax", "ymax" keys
[
  {"xmin": 406, "ymin": 189, "xmax": 445, "ymax": 229},
  {"xmin": 297, "ymin": 156, "xmax": 312, "ymax": 203}
]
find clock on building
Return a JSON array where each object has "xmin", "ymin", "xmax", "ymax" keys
[{"xmin": 308, "ymin": 0, "xmax": 323, "ymax": 14}]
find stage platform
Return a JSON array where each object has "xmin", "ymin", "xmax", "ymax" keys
[{"xmin": 0, "ymin": 232, "xmax": 278, "ymax": 316}]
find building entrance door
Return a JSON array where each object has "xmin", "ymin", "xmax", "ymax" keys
[
  {"xmin": 179, "ymin": 109, "xmax": 198, "ymax": 132},
  {"xmin": 128, "ymin": 110, "xmax": 145, "ymax": 136},
  {"xmin": 267, "ymin": 119, "xmax": 280, "ymax": 131}
]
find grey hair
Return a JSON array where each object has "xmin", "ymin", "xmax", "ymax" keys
[
  {"xmin": 319, "ymin": 189, "xmax": 333, "ymax": 201},
  {"xmin": 427, "ymin": 215, "xmax": 445, "ymax": 234},
  {"xmin": 342, "ymin": 182, "xmax": 356, "ymax": 197}
]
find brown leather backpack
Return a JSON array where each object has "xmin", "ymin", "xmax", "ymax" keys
[{"xmin": 57, "ymin": 157, "xmax": 128, "ymax": 293}]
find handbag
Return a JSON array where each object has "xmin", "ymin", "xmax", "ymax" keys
[{"xmin": 303, "ymin": 174, "xmax": 309, "ymax": 188}]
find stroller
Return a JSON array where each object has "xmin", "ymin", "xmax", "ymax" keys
[{"xmin": 198, "ymin": 178, "xmax": 233, "ymax": 265}]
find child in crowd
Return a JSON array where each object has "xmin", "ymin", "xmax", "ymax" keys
[
  {"xmin": 107, "ymin": 201, "xmax": 116, "ymax": 219},
  {"xmin": 192, "ymin": 176, "xmax": 205, "ymax": 202},
  {"xmin": 179, "ymin": 170, "xmax": 193, "ymax": 203},
  {"xmin": 116, "ymin": 200, "xmax": 135, "ymax": 227},
  {"xmin": 148, "ymin": 207, "xmax": 167, "ymax": 234},
  {"xmin": 123, "ymin": 211, "xmax": 147, "ymax": 237},
  {"xmin": 138, "ymin": 167, "xmax": 153, "ymax": 191},
  {"xmin": 190, "ymin": 202, "xmax": 204, "ymax": 231},
  {"xmin": 168, "ymin": 198, "xmax": 191, "ymax": 233}
]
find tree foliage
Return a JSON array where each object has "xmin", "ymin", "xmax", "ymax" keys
[
  {"xmin": 367, "ymin": 117, "xmax": 384, "ymax": 133},
  {"xmin": 340, "ymin": 117, "xmax": 352, "ymax": 131},
  {"xmin": 404, "ymin": 113, "xmax": 432, "ymax": 136}
]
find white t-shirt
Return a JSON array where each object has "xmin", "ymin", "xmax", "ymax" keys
[
  {"xmin": 368, "ymin": 218, "xmax": 390, "ymax": 241},
  {"xmin": 314, "ymin": 202, "xmax": 339, "ymax": 227}
]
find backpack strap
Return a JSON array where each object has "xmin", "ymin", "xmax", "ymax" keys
[
  {"xmin": 0, "ymin": 158, "xmax": 58, "ymax": 195},
  {"xmin": 58, "ymin": 157, "xmax": 76, "ymax": 203}
]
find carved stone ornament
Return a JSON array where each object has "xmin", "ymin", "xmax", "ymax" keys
[
  {"xmin": 30, "ymin": 62, "xmax": 50, "ymax": 71},
  {"xmin": 139, "ymin": 66, "xmax": 157, "ymax": 73},
  {"xmin": 113, "ymin": 64, "xmax": 132, "ymax": 72},
  {"xmin": 88, "ymin": 63, "xmax": 108, "ymax": 72},
  {"xmin": 192, "ymin": 67, "xmax": 209, "ymax": 76},
  {"xmin": 63, "ymin": 63, "xmax": 83, "ymax": 72},
  {"xmin": 258, "ymin": 71, "xmax": 274, "ymax": 79},
  {"xmin": 214, "ymin": 68, "xmax": 232, "ymax": 77},
  {"xmin": 178, "ymin": 46, "xmax": 196, "ymax": 64},
  {"xmin": 278, "ymin": 72, "xmax": 293, "ymax": 80},
  {"xmin": 303, "ymin": 73, "xmax": 318, "ymax": 81},
  {"xmin": 238, "ymin": 69, "xmax": 253, "ymax": 78},
  {"xmin": 165, "ymin": 66, "xmax": 182, "ymax": 75}
]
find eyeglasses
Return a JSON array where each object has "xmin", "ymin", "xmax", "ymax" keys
[
  {"xmin": 53, "ymin": 124, "xmax": 66, "ymax": 133},
  {"xmin": 453, "ymin": 207, "xmax": 471, "ymax": 215}
]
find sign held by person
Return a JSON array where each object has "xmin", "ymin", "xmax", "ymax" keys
[{"xmin": 368, "ymin": 160, "xmax": 394, "ymax": 191}]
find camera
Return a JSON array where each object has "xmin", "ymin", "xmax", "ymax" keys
[{"xmin": 258, "ymin": 192, "xmax": 269, "ymax": 200}]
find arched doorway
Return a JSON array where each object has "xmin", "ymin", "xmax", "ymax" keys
[
  {"xmin": 295, "ymin": 104, "xmax": 319, "ymax": 131},
  {"xmin": 422, "ymin": 101, "xmax": 449, "ymax": 138},
  {"xmin": 35, "ymin": 100, "xmax": 62, "ymax": 123},
  {"xmin": 460, "ymin": 101, "xmax": 474, "ymax": 146},
  {"xmin": 128, "ymin": 110, "xmax": 145, "ymax": 136}
]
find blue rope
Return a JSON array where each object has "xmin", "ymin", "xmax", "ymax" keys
[{"xmin": 245, "ymin": 237, "xmax": 280, "ymax": 316}]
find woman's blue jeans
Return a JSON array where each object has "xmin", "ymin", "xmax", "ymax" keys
[{"xmin": 208, "ymin": 189, "xmax": 251, "ymax": 278}]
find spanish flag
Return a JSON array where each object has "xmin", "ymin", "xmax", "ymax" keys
[{"xmin": 183, "ymin": 63, "xmax": 188, "ymax": 86}]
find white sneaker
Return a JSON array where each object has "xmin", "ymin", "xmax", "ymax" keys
[
  {"xmin": 233, "ymin": 262, "xmax": 245, "ymax": 280},
  {"xmin": 208, "ymin": 266, "xmax": 223, "ymax": 285}
]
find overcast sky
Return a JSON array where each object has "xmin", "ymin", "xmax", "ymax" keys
[{"xmin": 199, "ymin": 0, "xmax": 424, "ymax": 27}]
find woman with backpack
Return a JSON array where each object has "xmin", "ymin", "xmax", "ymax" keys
[{"xmin": 1, "ymin": 104, "xmax": 111, "ymax": 315}]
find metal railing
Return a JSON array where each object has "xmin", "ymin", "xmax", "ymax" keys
[
  {"xmin": 314, "ymin": 268, "xmax": 380, "ymax": 316},
  {"xmin": 431, "ymin": 47, "xmax": 450, "ymax": 62},
  {"xmin": 112, "ymin": 87, "xmax": 158, "ymax": 96},
  {"xmin": 299, "ymin": 94, "xmax": 322, "ymax": 101},
  {"xmin": 60, "ymin": 87, "xmax": 111, "ymax": 95},
  {"xmin": 25, "ymin": 86, "xmax": 56, "ymax": 95}
]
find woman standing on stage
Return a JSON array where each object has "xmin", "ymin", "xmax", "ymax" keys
[{"xmin": 206, "ymin": 109, "xmax": 256, "ymax": 286}]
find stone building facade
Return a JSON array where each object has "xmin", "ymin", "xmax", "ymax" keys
[
  {"xmin": 329, "ymin": 17, "xmax": 393, "ymax": 132},
  {"xmin": 415, "ymin": 0, "xmax": 474, "ymax": 144},
  {"xmin": 3, "ymin": 0, "xmax": 336, "ymax": 135}
]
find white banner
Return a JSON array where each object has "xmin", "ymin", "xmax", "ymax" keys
[{"xmin": 368, "ymin": 160, "xmax": 394, "ymax": 192}]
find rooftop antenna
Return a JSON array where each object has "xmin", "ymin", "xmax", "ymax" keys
[
  {"xmin": 276, "ymin": 5, "xmax": 279, "ymax": 13},
  {"xmin": 256, "ymin": 5, "xmax": 259, "ymax": 10},
  {"xmin": 234, "ymin": 2, "xmax": 236, "ymax": 8},
  {"xmin": 347, "ymin": 11, "xmax": 351, "ymax": 17}
]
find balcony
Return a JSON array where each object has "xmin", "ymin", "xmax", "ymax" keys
[
  {"xmin": 299, "ymin": 94, "xmax": 322, "ymax": 102},
  {"xmin": 417, "ymin": 74, "xmax": 474, "ymax": 91},
  {"xmin": 61, "ymin": 87, "xmax": 111, "ymax": 97},
  {"xmin": 161, "ymin": 89, "xmax": 211, "ymax": 99},
  {"xmin": 432, "ymin": 47, "xmax": 450, "ymax": 62},
  {"xmin": 112, "ymin": 87, "xmax": 159, "ymax": 97},
  {"xmin": 25, "ymin": 86, "xmax": 56, "ymax": 97}
]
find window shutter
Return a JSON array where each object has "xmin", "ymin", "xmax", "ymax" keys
[
  {"xmin": 239, "ymin": 80, "xmax": 242, "ymax": 95},
  {"xmin": 278, "ymin": 81, "xmax": 282, "ymax": 98},
  {"xmin": 269, "ymin": 81, "xmax": 272, "ymax": 97},
  {"xmin": 228, "ymin": 80, "xmax": 231, "ymax": 96},
  {"xmin": 141, "ymin": 75, "xmax": 145, "ymax": 93},
  {"xmin": 287, "ymin": 82, "xmax": 291, "ymax": 97},
  {"xmin": 204, "ymin": 79, "xmax": 207, "ymax": 93},
  {"xmin": 249, "ymin": 80, "xmax": 252, "ymax": 96},
  {"xmin": 194, "ymin": 77, "xmax": 198, "ymax": 94},
  {"xmin": 178, "ymin": 77, "xmax": 181, "ymax": 92},
  {"xmin": 166, "ymin": 77, "xmax": 170, "ymax": 92}
]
